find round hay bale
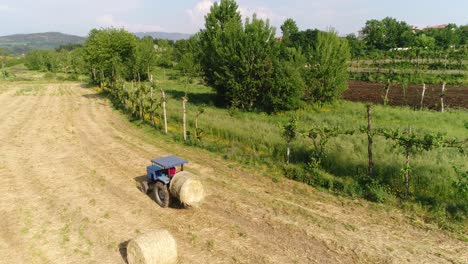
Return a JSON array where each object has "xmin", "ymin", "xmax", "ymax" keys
[
  {"xmin": 169, "ymin": 171, "xmax": 205, "ymax": 207},
  {"xmin": 127, "ymin": 230, "xmax": 177, "ymax": 264}
]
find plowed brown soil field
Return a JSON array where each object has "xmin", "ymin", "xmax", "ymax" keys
[
  {"xmin": 0, "ymin": 82, "xmax": 466, "ymax": 263},
  {"xmin": 345, "ymin": 81, "xmax": 468, "ymax": 109}
]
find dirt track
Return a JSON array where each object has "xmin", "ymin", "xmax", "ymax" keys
[{"xmin": 0, "ymin": 82, "xmax": 466, "ymax": 263}]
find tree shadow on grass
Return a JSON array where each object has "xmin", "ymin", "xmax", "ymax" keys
[
  {"xmin": 81, "ymin": 93, "xmax": 105, "ymax": 100},
  {"xmin": 165, "ymin": 89, "xmax": 217, "ymax": 106},
  {"xmin": 80, "ymin": 84, "xmax": 94, "ymax": 89}
]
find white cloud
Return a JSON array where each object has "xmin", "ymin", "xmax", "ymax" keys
[
  {"xmin": 186, "ymin": 0, "xmax": 214, "ymax": 30},
  {"xmin": 239, "ymin": 6, "xmax": 285, "ymax": 24},
  {"xmin": 96, "ymin": 15, "xmax": 163, "ymax": 32},
  {"xmin": 186, "ymin": 0, "xmax": 285, "ymax": 32},
  {"xmin": 0, "ymin": 4, "xmax": 12, "ymax": 12}
]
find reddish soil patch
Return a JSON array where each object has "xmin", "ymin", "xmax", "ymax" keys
[{"xmin": 345, "ymin": 81, "xmax": 468, "ymax": 109}]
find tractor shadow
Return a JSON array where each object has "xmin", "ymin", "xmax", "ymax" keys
[
  {"xmin": 133, "ymin": 175, "xmax": 185, "ymax": 209},
  {"xmin": 119, "ymin": 241, "xmax": 129, "ymax": 264}
]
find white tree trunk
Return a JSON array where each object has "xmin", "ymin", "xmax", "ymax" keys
[
  {"xmin": 367, "ymin": 105, "xmax": 373, "ymax": 179},
  {"xmin": 147, "ymin": 66, "xmax": 151, "ymax": 81},
  {"xmin": 286, "ymin": 143, "xmax": 291, "ymax": 164},
  {"xmin": 383, "ymin": 79, "xmax": 390, "ymax": 105},
  {"xmin": 150, "ymin": 86, "xmax": 155, "ymax": 127},
  {"xmin": 161, "ymin": 88, "xmax": 168, "ymax": 134},
  {"xmin": 182, "ymin": 97, "xmax": 188, "ymax": 141},
  {"xmin": 420, "ymin": 83, "xmax": 427, "ymax": 109},
  {"xmin": 441, "ymin": 82, "xmax": 446, "ymax": 113}
]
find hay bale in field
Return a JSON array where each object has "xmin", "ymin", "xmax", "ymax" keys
[
  {"xmin": 127, "ymin": 229, "xmax": 177, "ymax": 264},
  {"xmin": 169, "ymin": 171, "xmax": 205, "ymax": 207}
]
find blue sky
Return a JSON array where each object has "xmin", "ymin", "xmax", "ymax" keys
[{"xmin": 0, "ymin": 0, "xmax": 466, "ymax": 36}]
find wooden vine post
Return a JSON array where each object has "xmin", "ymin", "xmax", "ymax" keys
[
  {"xmin": 161, "ymin": 88, "xmax": 168, "ymax": 134},
  {"xmin": 195, "ymin": 106, "xmax": 205, "ymax": 141},
  {"xmin": 383, "ymin": 79, "xmax": 391, "ymax": 106},
  {"xmin": 150, "ymin": 84, "xmax": 155, "ymax": 127},
  {"xmin": 131, "ymin": 81, "xmax": 136, "ymax": 118},
  {"xmin": 381, "ymin": 127, "xmax": 445, "ymax": 198},
  {"xmin": 420, "ymin": 83, "xmax": 427, "ymax": 110},
  {"xmin": 140, "ymin": 83, "xmax": 145, "ymax": 121},
  {"xmin": 182, "ymin": 96, "xmax": 188, "ymax": 141},
  {"xmin": 441, "ymin": 82, "xmax": 446, "ymax": 113},
  {"xmin": 404, "ymin": 127, "xmax": 412, "ymax": 197},
  {"xmin": 367, "ymin": 105, "xmax": 374, "ymax": 179},
  {"xmin": 282, "ymin": 117, "xmax": 297, "ymax": 165}
]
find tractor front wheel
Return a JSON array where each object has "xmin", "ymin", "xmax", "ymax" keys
[{"xmin": 153, "ymin": 182, "xmax": 170, "ymax": 208}]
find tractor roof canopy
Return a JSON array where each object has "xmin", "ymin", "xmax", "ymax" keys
[{"xmin": 151, "ymin": 155, "xmax": 188, "ymax": 169}]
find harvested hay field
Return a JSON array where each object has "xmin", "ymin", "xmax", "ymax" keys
[{"xmin": 0, "ymin": 81, "xmax": 466, "ymax": 263}]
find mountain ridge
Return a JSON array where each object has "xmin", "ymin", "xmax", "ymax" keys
[
  {"xmin": 0, "ymin": 31, "xmax": 192, "ymax": 54},
  {"xmin": 0, "ymin": 32, "xmax": 85, "ymax": 54},
  {"xmin": 134, "ymin": 31, "xmax": 192, "ymax": 41}
]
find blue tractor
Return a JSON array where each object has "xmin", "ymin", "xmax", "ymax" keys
[{"xmin": 141, "ymin": 155, "xmax": 188, "ymax": 208}]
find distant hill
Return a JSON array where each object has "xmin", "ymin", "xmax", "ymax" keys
[
  {"xmin": 134, "ymin": 32, "xmax": 192, "ymax": 41},
  {"xmin": 0, "ymin": 31, "xmax": 192, "ymax": 54},
  {"xmin": 0, "ymin": 32, "xmax": 85, "ymax": 54}
]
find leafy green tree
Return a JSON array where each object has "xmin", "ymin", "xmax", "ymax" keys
[
  {"xmin": 362, "ymin": 19, "xmax": 386, "ymax": 50},
  {"xmin": 414, "ymin": 34, "xmax": 436, "ymax": 49},
  {"xmin": 0, "ymin": 48, "xmax": 9, "ymax": 57},
  {"xmin": 0, "ymin": 48, "xmax": 9, "ymax": 79},
  {"xmin": 289, "ymin": 29, "xmax": 320, "ymax": 52},
  {"xmin": 280, "ymin": 18, "xmax": 299, "ymax": 45},
  {"xmin": 200, "ymin": 0, "xmax": 242, "ymax": 105},
  {"xmin": 233, "ymin": 15, "xmax": 277, "ymax": 109},
  {"xmin": 200, "ymin": 1, "xmax": 304, "ymax": 111},
  {"xmin": 381, "ymin": 128, "xmax": 445, "ymax": 197},
  {"xmin": 304, "ymin": 31, "xmax": 350, "ymax": 102},
  {"xmin": 362, "ymin": 17, "xmax": 413, "ymax": 50},
  {"xmin": 461, "ymin": 25, "xmax": 468, "ymax": 46},
  {"xmin": 84, "ymin": 28, "xmax": 138, "ymax": 86},
  {"xmin": 154, "ymin": 39, "xmax": 174, "ymax": 68},
  {"xmin": 175, "ymin": 34, "xmax": 202, "ymax": 81},
  {"xmin": 282, "ymin": 117, "xmax": 297, "ymax": 164},
  {"xmin": 135, "ymin": 36, "xmax": 157, "ymax": 80},
  {"xmin": 346, "ymin": 33, "xmax": 366, "ymax": 59},
  {"xmin": 24, "ymin": 50, "xmax": 59, "ymax": 72},
  {"xmin": 174, "ymin": 35, "xmax": 200, "ymax": 60},
  {"xmin": 69, "ymin": 47, "xmax": 86, "ymax": 74},
  {"xmin": 56, "ymin": 49, "xmax": 71, "ymax": 73},
  {"xmin": 263, "ymin": 46, "xmax": 305, "ymax": 112}
]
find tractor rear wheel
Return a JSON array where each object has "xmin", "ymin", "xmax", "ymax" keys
[{"xmin": 153, "ymin": 182, "xmax": 170, "ymax": 208}]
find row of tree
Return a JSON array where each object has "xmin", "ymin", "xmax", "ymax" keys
[
  {"xmin": 27, "ymin": 0, "xmax": 349, "ymax": 113},
  {"xmin": 23, "ymin": 33, "xmax": 175, "ymax": 81},
  {"xmin": 348, "ymin": 17, "xmax": 467, "ymax": 53},
  {"xmin": 197, "ymin": 0, "xmax": 349, "ymax": 111},
  {"xmin": 24, "ymin": 48, "xmax": 85, "ymax": 73},
  {"xmin": 21, "ymin": 0, "xmax": 466, "ymax": 112},
  {"xmin": 282, "ymin": 105, "xmax": 466, "ymax": 200}
]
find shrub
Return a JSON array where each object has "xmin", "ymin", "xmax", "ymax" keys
[
  {"xmin": 365, "ymin": 182, "xmax": 396, "ymax": 203},
  {"xmin": 43, "ymin": 72, "xmax": 56, "ymax": 80}
]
